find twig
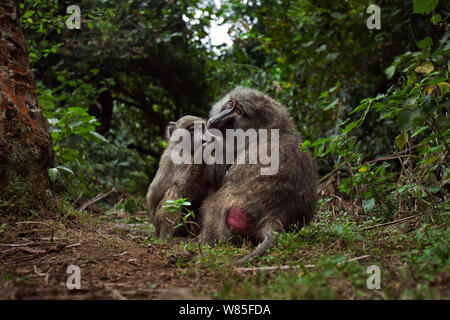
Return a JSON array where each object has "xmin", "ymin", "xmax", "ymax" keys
[
  {"xmin": 347, "ymin": 163, "xmax": 360, "ymax": 224},
  {"xmin": 320, "ymin": 161, "xmax": 348, "ymax": 183},
  {"xmin": 235, "ymin": 255, "xmax": 371, "ymax": 272},
  {"xmin": 66, "ymin": 242, "xmax": 81, "ymax": 248},
  {"xmin": 325, "ymin": 239, "xmax": 340, "ymax": 250},
  {"xmin": 337, "ymin": 255, "xmax": 370, "ymax": 266},
  {"xmin": 0, "ymin": 242, "xmax": 34, "ymax": 247},
  {"xmin": 110, "ymin": 289, "xmax": 127, "ymax": 300},
  {"xmin": 77, "ymin": 188, "xmax": 116, "ymax": 211},
  {"xmin": 235, "ymin": 264, "xmax": 315, "ymax": 272},
  {"xmin": 3, "ymin": 254, "xmax": 39, "ymax": 265},
  {"xmin": 369, "ymin": 143, "xmax": 420, "ymax": 164},
  {"xmin": 16, "ymin": 221, "xmax": 55, "ymax": 241},
  {"xmin": 362, "ymin": 213, "xmax": 423, "ymax": 231},
  {"xmin": 18, "ymin": 228, "xmax": 52, "ymax": 235},
  {"xmin": 34, "ymin": 265, "xmax": 53, "ymax": 286}
]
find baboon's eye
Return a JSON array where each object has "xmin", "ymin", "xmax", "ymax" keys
[
  {"xmin": 228, "ymin": 100, "xmax": 234, "ymax": 108},
  {"xmin": 235, "ymin": 107, "xmax": 243, "ymax": 116}
]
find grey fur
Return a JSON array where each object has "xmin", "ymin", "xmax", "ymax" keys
[
  {"xmin": 146, "ymin": 116, "xmax": 214, "ymax": 238},
  {"xmin": 200, "ymin": 87, "xmax": 318, "ymax": 265}
]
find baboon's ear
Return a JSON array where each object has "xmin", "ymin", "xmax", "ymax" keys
[{"xmin": 166, "ymin": 121, "xmax": 177, "ymax": 140}]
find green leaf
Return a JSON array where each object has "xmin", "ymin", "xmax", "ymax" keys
[
  {"xmin": 56, "ymin": 165, "xmax": 74, "ymax": 175},
  {"xmin": 394, "ymin": 132, "xmax": 409, "ymax": 149},
  {"xmin": 431, "ymin": 14, "xmax": 441, "ymax": 23},
  {"xmin": 342, "ymin": 121, "xmax": 358, "ymax": 134},
  {"xmin": 319, "ymin": 91, "xmax": 329, "ymax": 98},
  {"xmin": 424, "ymin": 156, "xmax": 440, "ymax": 166},
  {"xmin": 90, "ymin": 131, "xmax": 109, "ymax": 143},
  {"xmin": 417, "ymin": 37, "xmax": 433, "ymax": 49},
  {"xmin": 311, "ymin": 137, "xmax": 330, "ymax": 147},
  {"xmin": 411, "ymin": 126, "xmax": 429, "ymax": 137},
  {"xmin": 385, "ymin": 65, "xmax": 396, "ymax": 79},
  {"xmin": 22, "ymin": 10, "xmax": 35, "ymax": 18},
  {"xmin": 322, "ymin": 98, "xmax": 339, "ymax": 111},
  {"xmin": 396, "ymin": 109, "xmax": 420, "ymax": 131},
  {"xmin": 413, "ymin": 0, "xmax": 439, "ymax": 14},
  {"xmin": 48, "ymin": 168, "xmax": 59, "ymax": 182}
]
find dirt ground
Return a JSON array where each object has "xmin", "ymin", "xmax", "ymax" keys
[
  {"xmin": 1, "ymin": 205, "xmax": 448, "ymax": 300},
  {"xmin": 0, "ymin": 219, "xmax": 220, "ymax": 299}
]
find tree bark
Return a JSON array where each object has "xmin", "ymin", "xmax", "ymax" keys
[{"xmin": 0, "ymin": 0, "xmax": 54, "ymax": 210}]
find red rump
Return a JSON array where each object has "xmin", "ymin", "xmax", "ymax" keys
[{"xmin": 227, "ymin": 207, "xmax": 251, "ymax": 233}]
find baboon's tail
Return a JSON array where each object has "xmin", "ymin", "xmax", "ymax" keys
[{"xmin": 235, "ymin": 221, "xmax": 279, "ymax": 265}]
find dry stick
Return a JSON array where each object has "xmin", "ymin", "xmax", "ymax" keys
[
  {"xmin": 320, "ymin": 161, "xmax": 348, "ymax": 183},
  {"xmin": 362, "ymin": 213, "xmax": 424, "ymax": 231},
  {"xmin": 0, "ymin": 242, "xmax": 34, "ymax": 247},
  {"xmin": 16, "ymin": 221, "xmax": 53, "ymax": 227},
  {"xmin": 320, "ymin": 144, "xmax": 420, "ymax": 189},
  {"xmin": 77, "ymin": 188, "xmax": 116, "ymax": 211},
  {"xmin": 346, "ymin": 163, "xmax": 360, "ymax": 224},
  {"xmin": 368, "ymin": 143, "xmax": 420, "ymax": 164},
  {"xmin": 16, "ymin": 221, "xmax": 55, "ymax": 241},
  {"xmin": 3, "ymin": 254, "xmax": 40, "ymax": 265},
  {"xmin": 110, "ymin": 289, "xmax": 127, "ymax": 300},
  {"xmin": 18, "ymin": 228, "xmax": 52, "ymax": 235},
  {"xmin": 337, "ymin": 254, "xmax": 370, "ymax": 266},
  {"xmin": 66, "ymin": 242, "xmax": 81, "ymax": 249},
  {"xmin": 235, "ymin": 264, "xmax": 314, "ymax": 272},
  {"xmin": 235, "ymin": 255, "xmax": 371, "ymax": 272}
]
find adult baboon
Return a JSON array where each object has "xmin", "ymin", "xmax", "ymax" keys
[
  {"xmin": 146, "ymin": 116, "xmax": 215, "ymax": 239},
  {"xmin": 199, "ymin": 87, "xmax": 318, "ymax": 265}
]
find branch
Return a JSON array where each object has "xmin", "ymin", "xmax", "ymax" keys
[
  {"xmin": 235, "ymin": 255, "xmax": 371, "ymax": 272},
  {"xmin": 362, "ymin": 213, "xmax": 423, "ymax": 231},
  {"xmin": 77, "ymin": 188, "xmax": 116, "ymax": 211}
]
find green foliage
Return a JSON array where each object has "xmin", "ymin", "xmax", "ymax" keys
[
  {"xmin": 413, "ymin": 0, "xmax": 439, "ymax": 14},
  {"xmin": 308, "ymin": 23, "xmax": 449, "ymax": 219},
  {"xmin": 20, "ymin": 0, "xmax": 448, "ymax": 281},
  {"xmin": 21, "ymin": 0, "xmax": 219, "ymax": 201},
  {"xmin": 163, "ymin": 198, "xmax": 196, "ymax": 234}
]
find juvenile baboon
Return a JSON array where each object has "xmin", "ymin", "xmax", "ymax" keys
[
  {"xmin": 146, "ymin": 116, "xmax": 215, "ymax": 239},
  {"xmin": 200, "ymin": 87, "xmax": 318, "ymax": 265}
]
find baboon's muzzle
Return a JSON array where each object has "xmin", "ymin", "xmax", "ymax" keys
[{"xmin": 207, "ymin": 107, "xmax": 235, "ymax": 130}]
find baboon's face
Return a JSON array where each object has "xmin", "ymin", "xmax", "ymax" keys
[{"xmin": 207, "ymin": 91, "xmax": 276, "ymax": 132}]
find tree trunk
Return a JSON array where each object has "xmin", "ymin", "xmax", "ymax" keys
[{"xmin": 0, "ymin": 0, "xmax": 54, "ymax": 211}]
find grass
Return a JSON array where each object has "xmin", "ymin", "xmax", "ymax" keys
[
  {"xmin": 1, "ymin": 195, "xmax": 447, "ymax": 299},
  {"xmin": 169, "ymin": 207, "xmax": 449, "ymax": 299}
]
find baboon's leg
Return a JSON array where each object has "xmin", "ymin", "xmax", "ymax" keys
[{"xmin": 199, "ymin": 194, "xmax": 233, "ymax": 245}]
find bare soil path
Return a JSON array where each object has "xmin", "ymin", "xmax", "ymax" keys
[{"xmin": 0, "ymin": 220, "xmax": 220, "ymax": 299}]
